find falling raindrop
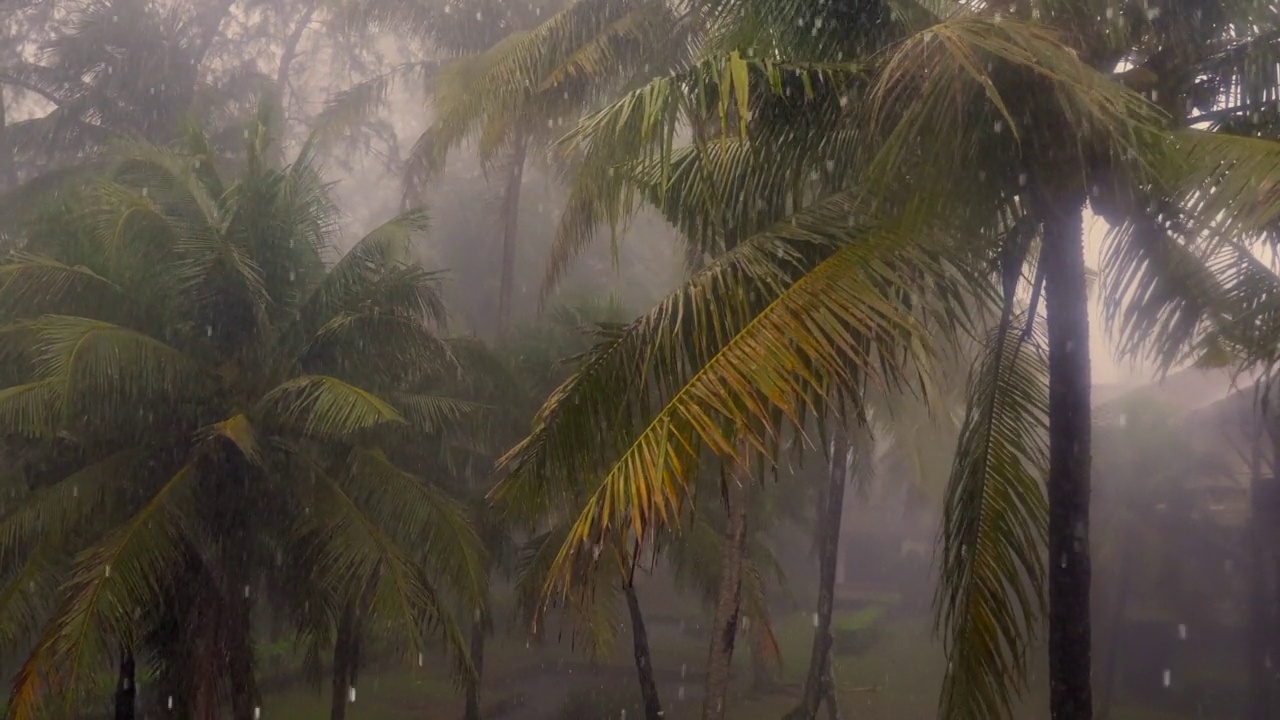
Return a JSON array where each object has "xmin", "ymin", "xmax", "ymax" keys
[
  {"xmin": 105, "ymin": 564, "xmax": 111, "ymax": 577},
  {"xmin": 418, "ymin": 652, "xmax": 424, "ymax": 667},
  {"xmin": 243, "ymin": 585, "xmax": 250, "ymax": 598},
  {"xmin": 1162, "ymin": 669, "xmax": 1171, "ymax": 688},
  {"xmin": 253, "ymin": 708, "xmax": 260, "ymax": 719},
  {"xmin": 678, "ymin": 686, "xmax": 686, "ymax": 701},
  {"xmin": 167, "ymin": 696, "xmax": 173, "ymax": 710},
  {"xmin": 681, "ymin": 662, "xmax": 687, "ymax": 679},
  {"xmin": 1178, "ymin": 624, "xmax": 1187, "ymax": 640},
  {"xmin": 349, "ymin": 686, "xmax": 356, "ymax": 703},
  {"xmin": 812, "ymin": 612, "xmax": 819, "ymax": 628}
]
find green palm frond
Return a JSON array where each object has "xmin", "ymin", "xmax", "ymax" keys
[
  {"xmin": 389, "ymin": 394, "xmax": 487, "ymax": 435},
  {"xmin": 27, "ymin": 315, "xmax": 215, "ymax": 417},
  {"xmin": 344, "ymin": 448, "xmax": 487, "ymax": 608},
  {"xmin": 0, "ymin": 254, "xmax": 133, "ymax": 323},
  {"xmin": 936, "ymin": 317, "xmax": 1050, "ymax": 720},
  {"xmin": 10, "ymin": 456, "xmax": 199, "ymax": 717},
  {"xmin": 0, "ymin": 379, "xmax": 63, "ymax": 440},
  {"xmin": 296, "ymin": 455, "xmax": 473, "ymax": 682},
  {"xmin": 496, "ymin": 199, "xmax": 970, "ymax": 605},
  {"xmin": 0, "ymin": 548, "xmax": 62, "ymax": 651},
  {"xmin": 258, "ymin": 375, "xmax": 405, "ymax": 440},
  {"xmin": 0, "ymin": 449, "xmax": 147, "ymax": 562},
  {"xmin": 294, "ymin": 208, "xmax": 434, "ymax": 331}
]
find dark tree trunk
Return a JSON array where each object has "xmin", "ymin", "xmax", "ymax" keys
[
  {"xmin": 495, "ymin": 132, "xmax": 527, "ymax": 337},
  {"xmin": 624, "ymin": 581, "xmax": 665, "ymax": 720},
  {"xmin": 330, "ymin": 607, "xmax": 355, "ymax": 720},
  {"xmin": 463, "ymin": 612, "xmax": 486, "ymax": 720},
  {"xmin": 702, "ymin": 446, "xmax": 751, "ymax": 720},
  {"xmin": 275, "ymin": 3, "xmax": 317, "ymax": 102},
  {"xmin": 1041, "ymin": 192, "xmax": 1094, "ymax": 720},
  {"xmin": 114, "ymin": 649, "xmax": 136, "ymax": 720},
  {"xmin": 793, "ymin": 435, "xmax": 851, "ymax": 719}
]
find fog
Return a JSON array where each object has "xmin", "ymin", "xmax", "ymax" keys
[{"xmin": 0, "ymin": 2, "xmax": 1278, "ymax": 720}]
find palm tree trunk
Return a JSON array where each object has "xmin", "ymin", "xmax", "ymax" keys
[
  {"xmin": 624, "ymin": 580, "xmax": 665, "ymax": 720},
  {"xmin": 330, "ymin": 607, "xmax": 355, "ymax": 720},
  {"xmin": 114, "ymin": 648, "xmax": 136, "ymax": 720},
  {"xmin": 464, "ymin": 611, "xmax": 486, "ymax": 720},
  {"xmin": 702, "ymin": 447, "xmax": 752, "ymax": 720},
  {"xmin": 793, "ymin": 435, "xmax": 851, "ymax": 719},
  {"xmin": 1041, "ymin": 192, "xmax": 1094, "ymax": 720},
  {"xmin": 495, "ymin": 132, "xmax": 527, "ymax": 337}
]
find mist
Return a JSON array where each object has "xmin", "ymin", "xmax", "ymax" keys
[{"xmin": 1, "ymin": 2, "xmax": 1279, "ymax": 720}]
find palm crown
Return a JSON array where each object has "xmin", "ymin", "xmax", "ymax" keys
[{"xmin": 0, "ymin": 108, "xmax": 485, "ymax": 717}]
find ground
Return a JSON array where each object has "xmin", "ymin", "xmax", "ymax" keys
[{"xmin": 261, "ymin": 609, "xmax": 1213, "ymax": 719}]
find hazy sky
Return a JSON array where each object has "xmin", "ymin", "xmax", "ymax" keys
[{"xmin": 1084, "ymin": 211, "xmax": 1155, "ymax": 388}]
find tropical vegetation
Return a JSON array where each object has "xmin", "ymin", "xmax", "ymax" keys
[{"xmin": 2, "ymin": 0, "xmax": 1280, "ymax": 719}]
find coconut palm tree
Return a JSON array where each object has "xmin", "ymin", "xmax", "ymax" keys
[
  {"xmin": 0, "ymin": 107, "xmax": 486, "ymax": 718},
  {"xmin": 489, "ymin": 2, "xmax": 1280, "ymax": 720}
]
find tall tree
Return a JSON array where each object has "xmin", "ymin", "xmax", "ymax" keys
[
  {"xmin": 0, "ymin": 108, "xmax": 485, "ymax": 716},
  {"xmin": 494, "ymin": 4, "xmax": 1280, "ymax": 720}
]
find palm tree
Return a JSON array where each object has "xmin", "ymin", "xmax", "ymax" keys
[
  {"xmin": 491, "ymin": 2, "xmax": 1280, "ymax": 720},
  {"xmin": 0, "ymin": 108, "xmax": 485, "ymax": 718}
]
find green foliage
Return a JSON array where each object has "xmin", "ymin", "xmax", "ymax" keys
[{"xmin": 0, "ymin": 110, "xmax": 488, "ymax": 715}]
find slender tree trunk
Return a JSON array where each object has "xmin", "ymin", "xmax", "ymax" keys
[
  {"xmin": 793, "ymin": 435, "xmax": 851, "ymax": 719},
  {"xmin": 495, "ymin": 132, "xmax": 527, "ymax": 337},
  {"xmin": 1041, "ymin": 192, "xmax": 1094, "ymax": 720},
  {"xmin": 464, "ymin": 610, "xmax": 486, "ymax": 720},
  {"xmin": 1097, "ymin": 537, "xmax": 1135, "ymax": 720},
  {"xmin": 114, "ymin": 648, "xmax": 136, "ymax": 720},
  {"xmin": 276, "ymin": 4, "xmax": 317, "ymax": 102},
  {"xmin": 702, "ymin": 446, "xmax": 752, "ymax": 720},
  {"xmin": 330, "ymin": 606, "xmax": 355, "ymax": 720},
  {"xmin": 0, "ymin": 89, "xmax": 15, "ymax": 192},
  {"xmin": 624, "ymin": 581, "xmax": 665, "ymax": 720}
]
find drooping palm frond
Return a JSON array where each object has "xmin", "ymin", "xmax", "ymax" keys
[
  {"xmin": 9, "ymin": 456, "xmax": 200, "ymax": 717},
  {"xmin": 936, "ymin": 317, "xmax": 1050, "ymax": 720},
  {"xmin": 495, "ymin": 196, "xmax": 974, "ymax": 608},
  {"xmin": 544, "ymin": 55, "xmax": 861, "ymax": 296},
  {"xmin": 258, "ymin": 375, "xmax": 405, "ymax": 440},
  {"xmin": 294, "ymin": 455, "xmax": 474, "ymax": 683}
]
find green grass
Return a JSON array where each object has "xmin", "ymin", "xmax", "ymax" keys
[{"xmin": 259, "ymin": 610, "xmax": 1235, "ymax": 720}]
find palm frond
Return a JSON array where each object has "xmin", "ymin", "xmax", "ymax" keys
[
  {"xmin": 293, "ymin": 454, "xmax": 473, "ymax": 682},
  {"xmin": 936, "ymin": 316, "xmax": 1050, "ymax": 720},
  {"xmin": 258, "ymin": 375, "xmax": 405, "ymax": 440},
  {"xmin": 9, "ymin": 457, "xmax": 198, "ymax": 716},
  {"xmin": 496, "ymin": 198, "xmax": 971, "ymax": 605}
]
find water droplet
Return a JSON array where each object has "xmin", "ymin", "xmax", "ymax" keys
[
  {"xmin": 1162, "ymin": 669, "xmax": 1171, "ymax": 687},
  {"xmin": 167, "ymin": 696, "xmax": 173, "ymax": 710},
  {"xmin": 1178, "ymin": 623, "xmax": 1187, "ymax": 640},
  {"xmin": 349, "ymin": 686, "xmax": 356, "ymax": 703},
  {"xmin": 254, "ymin": 708, "xmax": 260, "ymax": 719},
  {"xmin": 105, "ymin": 564, "xmax": 111, "ymax": 577},
  {"xmin": 812, "ymin": 612, "xmax": 819, "ymax": 627}
]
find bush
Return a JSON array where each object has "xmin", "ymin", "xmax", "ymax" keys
[{"xmin": 831, "ymin": 607, "xmax": 885, "ymax": 656}]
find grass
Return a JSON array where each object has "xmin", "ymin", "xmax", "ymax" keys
[{"xmin": 259, "ymin": 604, "xmax": 1235, "ymax": 720}]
